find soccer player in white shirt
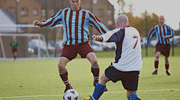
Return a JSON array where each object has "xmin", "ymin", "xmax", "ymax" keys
[{"xmin": 85, "ymin": 14, "xmax": 142, "ymax": 100}]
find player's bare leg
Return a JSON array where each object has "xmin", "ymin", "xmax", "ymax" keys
[
  {"xmin": 127, "ymin": 91, "xmax": 136, "ymax": 99},
  {"xmin": 86, "ymin": 52, "xmax": 100, "ymax": 86},
  {"xmin": 84, "ymin": 73, "xmax": 109, "ymax": 100},
  {"xmin": 86, "ymin": 52, "xmax": 108, "ymax": 92},
  {"xmin": 165, "ymin": 56, "xmax": 171, "ymax": 76},
  {"xmin": 58, "ymin": 57, "xmax": 69, "ymax": 71},
  {"xmin": 99, "ymin": 72, "xmax": 110, "ymax": 85},
  {"xmin": 152, "ymin": 51, "xmax": 160, "ymax": 75},
  {"xmin": 14, "ymin": 52, "xmax": 17, "ymax": 61},
  {"xmin": 58, "ymin": 57, "xmax": 72, "ymax": 92}
]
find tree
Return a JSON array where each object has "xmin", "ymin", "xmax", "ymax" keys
[
  {"xmin": 116, "ymin": 1, "xmax": 159, "ymax": 37},
  {"xmin": 117, "ymin": 0, "xmax": 126, "ymax": 14},
  {"xmin": 128, "ymin": 2, "xmax": 134, "ymax": 15},
  {"xmin": 134, "ymin": 12, "xmax": 159, "ymax": 37}
]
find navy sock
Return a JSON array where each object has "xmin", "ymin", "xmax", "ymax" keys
[
  {"xmin": 92, "ymin": 82, "xmax": 106, "ymax": 100},
  {"xmin": 129, "ymin": 94, "xmax": 140, "ymax": 100}
]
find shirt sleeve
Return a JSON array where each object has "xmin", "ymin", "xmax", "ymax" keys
[
  {"xmin": 41, "ymin": 10, "xmax": 63, "ymax": 27},
  {"xmin": 9, "ymin": 41, "xmax": 12, "ymax": 47},
  {"xmin": 17, "ymin": 41, "xmax": 19, "ymax": 47},
  {"xmin": 145, "ymin": 27, "xmax": 156, "ymax": 45},
  {"xmin": 101, "ymin": 28, "xmax": 122, "ymax": 42},
  {"xmin": 88, "ymin": 12, "xmax": 109, "ymax": 34},
  {"xmin": 166, "ymin": 26, "xmax": 174, "ymax": 39}
]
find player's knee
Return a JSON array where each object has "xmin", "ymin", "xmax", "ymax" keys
[
  {"xmin": 58, "ymin": 62, "xmax": 66, "ymax": 70},
  {"xmin": 91, "ymin": 59, "xmax": 98, "ymax": 66},
  {"xmin": 155, "ymin": 55, "xmax": 159, "ymax": 59},
  {"xmin": 165, "ymin": 60, "xmax": 169, "ymax": 64}
]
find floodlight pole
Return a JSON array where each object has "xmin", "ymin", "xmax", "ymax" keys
[
  {"xmin": 145, "ymin": 10, "xmax": 148, "ymax": 57},
  {"xmin": 45, "ymin": 0, "xmax": 48, "ymax": 57},
  {"xmin": 90, "ymin": 0, "xmax": 93, "ymax": 45},
  {"xmin": 16, "ymin": 0, "xmax": 19, "ymax": 34},
  {"xmin": 61, "ymin": 0, "xmax": 64, "ymax": 8}
]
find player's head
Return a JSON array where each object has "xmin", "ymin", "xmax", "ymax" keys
[
  {"xmin": 116, "ymin": 14, "xmax": 129, "ymax": 28},
  {"xmin": 159, "ymin": 15, "xmax": 165, "ymax": 26},
  {"xmin": 13, "ymin": 36, "xmax": 16, "ymax": 40},
  {"xmin": 69, "ymin": 0, "xmax": 82, "ymax": 11}
]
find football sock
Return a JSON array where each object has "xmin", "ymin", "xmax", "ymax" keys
[
  {"xmin": 59, "ymin": 69, "xmax": 70, "ymax": 87},
  {"xmin": 92, "ymin": 82, "xmax": 106, "ymax": 100},
  {"xmin": 154, "ymin": 60, "xmax": 159, "ymax": 70},
  {"xmin": 14, "ymin": 56, "xmax": 16, "ymax": 60},
  {"xmin": 165, "ymin": 63, "xmax": 169, "ymax": 71},
  {"xmin": 129, "ymin": 94, "xmax": 140, "ymax": 100},
  {"xmin": 155, "ymin": 59, "xmax": 159, "ymax": 61},
  {"xmin": 91, "ymin": 65, "xmax": 99, "ymax": 84}
]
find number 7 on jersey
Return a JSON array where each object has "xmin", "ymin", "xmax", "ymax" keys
[{"xmin": 133, "ymin": 36, "xmax": 138, "ymax": 49}]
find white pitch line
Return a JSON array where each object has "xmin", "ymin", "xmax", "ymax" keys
[
  {"xmin": 0, "ymin": 94, "xmax": 63, "ymax": 99},
  {"xmin": 0, "ymin": 89, "xmax": 180, "ymax": 99}
]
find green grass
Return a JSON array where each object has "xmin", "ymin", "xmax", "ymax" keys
[
  {"xmin": 29, "ymin": 47, "xmax": 180, "ymax": 58},
  {"xmin": 0, "ymin": 56, "xmax": 180, "ymax": 100},
  {"xmin": 141, "ymin": 47, "xmax": 180, "ymax": 57}
]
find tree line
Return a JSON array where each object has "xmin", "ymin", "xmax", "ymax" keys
[{"xmin": 117, "ymin": 0, "xmax": 159, "ymax": 37}]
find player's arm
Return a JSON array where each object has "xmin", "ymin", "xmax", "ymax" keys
[
  {"xmin": 88, "ymin": 12, "xmax": 109, "ymax": 34},
  {"xmin": 34, "ymin": 10, "xmax": 63, "ymax": 27},
  {"xmin": 17, "ymin": 41, "xmax": 19, "ymax": 47},
  {"xmin": 9, "ymin": 41, "xmax": 12, "ymax": 47},
  {"xmin": 92, "ymin": 35, "xmax": 103, "ymax": 42},
  {"xmin": 144, "ymin": 27, "xmax": 156, "ymax": 46},
  {"xmin": 164, "ymin": 26, "xmax": 175, "ymax": 39},
  {"xmin": 93, "ymin": 28, "xmax": 121, "ymax": 42}
]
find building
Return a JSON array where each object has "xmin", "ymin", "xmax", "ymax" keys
[{"xmin": 0, "ymin": 0, "xmax": 115, "ymax": 58}]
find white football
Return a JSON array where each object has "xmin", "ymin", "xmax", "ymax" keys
[{"xmin": 63, "ymin": 89, "xmax": 79, "ymax": 100}]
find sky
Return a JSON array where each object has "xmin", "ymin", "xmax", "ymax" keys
[{"xmin": 108, "ymin": 0, "xmax": 180, "ymax": 30}]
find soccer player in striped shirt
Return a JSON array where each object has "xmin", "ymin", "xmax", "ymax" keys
[
  {"xmin": 144, "ymin": 15, "xmax": 174, "ymax": 76},
  {"xmin": 33, "ymin": 0, "xmax": 109, "ymax": 93},
  {"xmin": 9, "ymin": 36, "xmax": 19, "ymax": 61},
  {"xmin": 85, "ymin": 14, "xmax": 142, "ymax": 100}
]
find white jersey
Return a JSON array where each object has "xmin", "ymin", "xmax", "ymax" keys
[{"xmin": 101, "ymin": 26, "xmax": 142, "ymax": 71}]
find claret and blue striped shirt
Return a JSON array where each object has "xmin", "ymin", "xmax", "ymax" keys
[
  {"xmin": 145, "ymin": 24, "xmax": 174, "ymax": 45},
  {"xmin": 41, "ymin": 7, "xmax": 109, "ymax": 46}
]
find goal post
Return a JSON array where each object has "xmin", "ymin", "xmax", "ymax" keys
[
  {"xmin": 0, "ymin": 34, "xmax": 5, "ymax": 59},
  {"xmin": 0, "ymin": 24, "xmax": 63, "ymax": 61},
  {"xmin": 0, "ymin": 33, "xmax": 49, "ymax": 60}
]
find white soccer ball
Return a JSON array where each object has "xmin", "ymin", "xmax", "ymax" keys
[{"xmin": 63, "ymin": 89, "xmax": 79, "ymax": 100}]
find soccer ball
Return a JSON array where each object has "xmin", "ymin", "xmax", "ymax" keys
[{"xmin": 63, "ymin": 89, "xmax": 79, "ymax": 100}]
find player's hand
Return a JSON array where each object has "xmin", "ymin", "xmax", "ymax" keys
[
  {"xmin": 33, "ymin": 20, "xmax": 42, "ymax": 27},
  {"xmin": 92, "ymin": 35, "xmax": 103, "ymax": 42},
  {"xmin": 144, "ymin": 43, "xmax": 146, "ymax": 48},
  {"xmin": 162, "ymin": 36, "xmax": 166, "ymax": 39},
  {"xmin": 92, "ymin": 35, "xmax": 96, "ymax": 40}
]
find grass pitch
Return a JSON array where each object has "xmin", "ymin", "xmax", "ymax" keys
[{"xmin": 0, "ymin": 55, "xmax": 180, "ymax": 100}]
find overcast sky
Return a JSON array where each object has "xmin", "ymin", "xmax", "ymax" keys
[{"xmin": 108, "ymin": 0, "xmax": 180, "ymax": 30}]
